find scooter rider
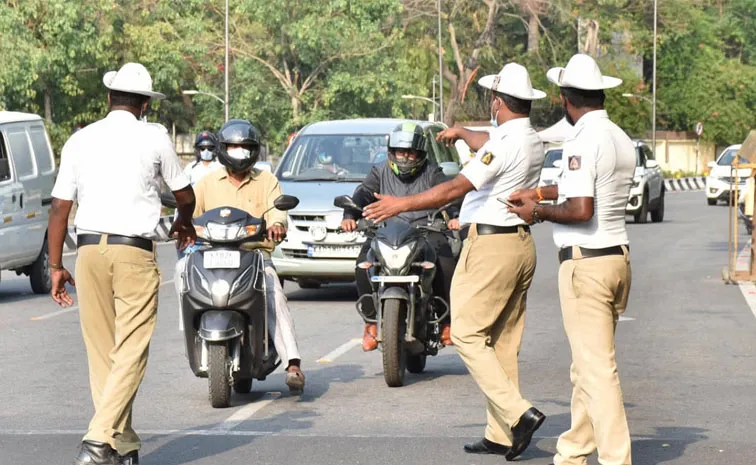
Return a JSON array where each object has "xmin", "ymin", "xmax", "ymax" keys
[
  {"xmin": 340, "ymin": 122, "xmax": 460, "ymax": 351},
  {"xmin": 184, "ymin": 131, "xmax": 223, "ymax": 186},
  {"xmin": 175, "ymin": 118, "xmax": 306, "ymax": 393}
]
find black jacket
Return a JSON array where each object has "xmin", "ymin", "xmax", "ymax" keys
[{"xmin": 343, "ymin": 162, "xmax": 459, "ymax": 224}]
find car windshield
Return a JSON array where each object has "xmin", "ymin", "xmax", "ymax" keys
[
  {"xmin": 543, "ymin": 149, "xmax": 562, "ymax": 168},
  {"xmin": 277, "ymin": 134, "xmax": 389, "ymax": 181},
  {"xmin": 717, "ymin": 148, "xmax": 747, "ymax": 166}
]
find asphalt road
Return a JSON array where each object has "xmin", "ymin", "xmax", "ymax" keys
[{"xmin": 1, "ymin": 190, "xmax": 754, "ymax": 465}]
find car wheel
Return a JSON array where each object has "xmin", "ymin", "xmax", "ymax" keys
[
  {"xmin": 707, "ymin": 198, "xmax": 717, "ymax": 206},
  {"xmin": 30, "ymin": 238, "xmax": 52, "ymax": 294},
  {"xmin": 634, "ymin": 191, "xmax": 649, "ymax": 223},
  {"xmin": 651, "ymin": 189, "xmax": 665, "ymax": 223}
]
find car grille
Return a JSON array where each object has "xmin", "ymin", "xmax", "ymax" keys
[
  {"xmin": 720, "ymin": 176, "xmax": 746, "ymax": 185},
  {"xmin": 290, "ymin": 214, "xmax": 339, "ymax": 232},
  {"xmin": 282, "ymin": 249, "xmax": 310, "ymax": 259}
]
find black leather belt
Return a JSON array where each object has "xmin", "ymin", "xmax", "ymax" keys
[
  {"xmin": 476, "ymin": 224, "xmax": 530, "ymax": 235},
  {"xmin": 558, "ymin": 245, "xmax": 627, "ymax": 264},
  {"xmin": 77, "ymin": 234, "xmax": 154, "ymax": 253}
]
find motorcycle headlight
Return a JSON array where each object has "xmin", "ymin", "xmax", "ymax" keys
[
  {"xmin": 202, "ymin": 221, "xmax": 258, "ymax": 241},
  {"xmin": 377, "ymin": 241, "xmax": 415, "ymax": 270}
]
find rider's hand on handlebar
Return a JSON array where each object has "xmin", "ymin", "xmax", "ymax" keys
[
  {"xmin": 268, "ymin": 223, "xmax": 287, "ymax": 242},
  {"xmin": 447, "ymin": 218, "xmax": 461, "ymax": 231},
  {"xmin": 340, "ymin": 219, "xmax": 357, "ymax": 232},
  {"xmin": 171, "ymin": 221, "xmax": 197, "ymax": 251}
]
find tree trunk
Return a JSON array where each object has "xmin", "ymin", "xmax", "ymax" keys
[
  {"xmin": 44, "ymin": 87, "xmax": 52, "ymax": 124},
  {"xmin": 291, "ymin": 95, "xmax": 300, "ymax": 123},
  {"xmin": 527, "ymin": 12, "xmax": 540, "ymax": 53}
]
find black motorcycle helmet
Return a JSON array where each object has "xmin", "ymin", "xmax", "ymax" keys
[
  {"xmin": 194, "ymin": 130, "xmax": 218, "ymax": 161},
  {"xmin": 387, "ymin": 122, "xmax": 428, "ymax": 181},
  {"xmin": 216, "ymin": 119, "xmax": 262, "ymax": 172}
]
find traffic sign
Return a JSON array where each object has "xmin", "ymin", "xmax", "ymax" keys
[{"xmin": 696, "ymin": 121, "xmax": 703, "ymax": 137}]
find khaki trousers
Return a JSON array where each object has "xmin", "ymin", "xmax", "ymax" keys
[
  {"xmin": 75, "ymin": 235, "xmax": 160, "ymax": 455},
  {"xmin": 450, "ymin": 224, "xmax": 536, "ymax": 446},
  {"xmin": 554, "ymin": 246, "xmax": 632, "ymax": 465}
]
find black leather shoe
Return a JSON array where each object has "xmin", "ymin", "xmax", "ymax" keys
[
  {"xmin": 506, "ymin": 407, "xmax": 546, "ymax": 461},
  {"xmin": 463, "ymin": 438, "xmax": 511, "ymax": 455},
  {"xmin": 73, "ymin": 440, "xmax": 119, "ymax": 465},
  {"xmin": 118, "ymin": 451, "xmax": 139, "ymax": 465}
]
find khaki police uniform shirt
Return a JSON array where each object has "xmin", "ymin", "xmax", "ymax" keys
[
  {"xmin": 51, "ymin": 110, "xmax": 190, "ymax": 239},
  {"xmin": 459, "ymin": 118, "xmax": 545, "ymax": 227},
  {"xmin": 192, "ymin": 167, "xmax": 287, "ymax": 253},
  {"xmin": 553, "ymin": 110, "xmax": 636, "ymax": 249}
]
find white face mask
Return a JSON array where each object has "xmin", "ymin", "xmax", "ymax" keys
[
  {"xmin": 227, "ymin": 147, "xmax": 251, "ymax": 160},
  {"xmin": 200, "ymin": 149, "xmax": 214, "ymax": 161},
  {"xmin": 490, "ymin": 99, "xmax": 500, "ymax": 128}
]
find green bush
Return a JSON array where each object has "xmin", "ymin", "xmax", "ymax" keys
[{"xmin": 662, "ymin": 169, "xmax": 700, "ymax": 179}]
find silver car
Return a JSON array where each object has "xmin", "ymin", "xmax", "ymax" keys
[{"xmin": 271, "ymin": 118, "xmax": 461, "ymax": 289}]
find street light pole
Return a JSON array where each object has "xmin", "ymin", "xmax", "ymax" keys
[
  {"xmin": 437, "ymin": 0, "xmax": 444, "ymax": 124},
  {"xmin": 224, "ymin": 0, "xmax": 229, "ymax": 122},
  {"xmin": 652, "ymin": 0, "xmax": 657, "ymax": 158}
]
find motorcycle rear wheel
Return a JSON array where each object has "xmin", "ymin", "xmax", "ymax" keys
[
  {"xmin": 382, "ymin": 299, "xmax": 407, "ymax": 387},
  {"xmin": 208, "ymin": 342, "xmax": 232, "ymax": 408}
]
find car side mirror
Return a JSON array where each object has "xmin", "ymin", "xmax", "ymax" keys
[
  {"xmin": 708, "ymin": 161, "xmax": 716, "ymax": 169},
  {"xmin": 645, "ymin": 159, "xmax": 659, "ymax": 168},
  {"xmin": 334, "ymin": 195, "xmax": 361, "ymax": 211},
  {"xmin": 439, "ymin": 161, "xmax": 460, "ymax": 177},
  {"xmin": 273, "ymin": 195, "xmax": 299, "ymax": 211},
  {"xmin": 552, "ymin": 159, "xmax": 562, "ymax": 169}
]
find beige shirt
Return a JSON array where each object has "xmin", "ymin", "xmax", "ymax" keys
[
  {"xmin": 553, "ymin": 110, "xmax": 636, "ymax": 249},
  {"xmin": 51, "ymin": 110, "xmax": 189, "ymax": 239},
  {"xmin": 459, "ymin": 118, "xmax": 545, "ymax": 227},
  {"xmin": 192, "ymin": 167, "xmax": 287, "ymax": 253}
]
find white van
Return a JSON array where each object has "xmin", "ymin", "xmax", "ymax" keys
[{"xmin": 0, "ymin": 111, "xmax": 57, "ymax": 293}]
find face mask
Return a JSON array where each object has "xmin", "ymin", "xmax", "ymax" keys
[
  {"xmin": 200, "ymin": 149, "xmax": 214, "ymax": 161},
  {"xmin": 227, "ymin": 147, "xmax": 251, "ymax": 160},
  {"xmin": 489, "ymin": 99, "xmax": 500, "ymax": 128}
]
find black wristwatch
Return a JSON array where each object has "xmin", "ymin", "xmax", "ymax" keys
[{"xmin": 531, "ymin": 205, "xmax": 543, "ymax": 224}]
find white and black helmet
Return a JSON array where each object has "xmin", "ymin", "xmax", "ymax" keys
[
  {"xmin": 387, "ymin": 122, "xmax": 428, "ymax": 180},
  {"xmin": 216, "ymin": 119, "xmax": 262, "ymax": 172}
]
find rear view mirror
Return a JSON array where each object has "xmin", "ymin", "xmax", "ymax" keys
[
  {"xmin": 273, "ymin": 195, "xmax": 299, "ymax": 211},
  {"xmin": 334, "ymin": 195, "xmax": 361, "ymax": 211},
  {"xmin": 708, "ymin": 161, "xmax": 716, "ymax": 169},
  {"xmin": 552, "ymin": 159, "xmax": 562, "ymax": 169},
  {"xmin": 439, "ymin": 161, "xmax": 460, "ymax": 177}
]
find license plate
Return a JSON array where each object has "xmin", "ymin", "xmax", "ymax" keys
[
  {"xmin": 306, "ymin": 244, "xmax": 361, "ymax": 258},
  {"xmin": 203, "ymin": 250, "xmax": 241, "ymax": 269},
  {"xmin": 371, "ymin": 275, "xmax": 419, "ymax": 283}
]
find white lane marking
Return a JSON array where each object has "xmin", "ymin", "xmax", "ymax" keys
[
  {"xmin": 618, "ymin": 316, "xmax": 635, "ymax": 322},
  {"xmin": 735, "ymin": 240, "xmax": 756, "ymax": 320},
  {"xmin": 30, "ymin": 279, "xmax": 174, "ymax": 321},
  {"xmin": 317, "ymin": 338, "xmax": 362, "ymax": 363},
  {"xmin": 64, "ymin": 241, "xmax": 176, "ymax": 257},
  {"xmin": 214, "ymin": 392, "xmax": 281, "ymax": 431}
]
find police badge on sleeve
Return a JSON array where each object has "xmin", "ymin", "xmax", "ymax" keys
[
  {"xmin": 481, "ymin": 152, "xmax": 495, "ymax": 166},
  {"xmin": 568, "ymin": 155, "xmax": 581, "ymax": 170}
]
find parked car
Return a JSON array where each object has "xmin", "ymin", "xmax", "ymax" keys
[
  {"xmin": 270, "ymin": 118, "xmax": 462, "ymax": 289},
  {"xmin": 626, "ymin": 140, "xmax": 665, "ymax": 223},
  {"xmin": 0, "ymin": 111, "xmax": 57, "ymax": 293},
  {"xmin": 705, "ymin": 144, "xmax": 748, "ymax": 206}
]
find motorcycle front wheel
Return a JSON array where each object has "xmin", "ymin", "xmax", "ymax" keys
[
  {"xmin": 382, "ymin": 299, "xmax": 407, "ymax": 387},
  {"xmin": 208, "ymin": 342, "xmax": 232, "ymax": 408}
]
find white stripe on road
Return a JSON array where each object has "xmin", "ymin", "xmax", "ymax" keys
[
  {"xmin": 317, "ymin": 338, "xmax": 362, "ymax": 363},
  {"xmin": 30, "ymin": 279, "xmax": 174, "ymax": 321},
  {"xmin": 618, "ymin": 316, "xmax": 635, "ymax": 322},
  {"xmin": 214, "ymin": 392, "xmax": 282, "ymax": 431}
]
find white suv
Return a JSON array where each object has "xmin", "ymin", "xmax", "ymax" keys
[
  {"xmin": 626, "ymin": 141, "xmax": 665, "ymax": 223},
  {"xmin": 705, "ymin": 144, "xmax": 748, "ymax": 206}
]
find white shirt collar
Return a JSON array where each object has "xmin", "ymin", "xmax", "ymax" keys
[
  {"xmin": 106, "ymin": 110, "xmax": 139, "ymax": 121},
  {"xmin": 490, "ymin": 117, "xmax": 532, "ymax": 139},
  {"xmin": 574, "ymin": 109, "xmax": 608, "ymax": 130}
]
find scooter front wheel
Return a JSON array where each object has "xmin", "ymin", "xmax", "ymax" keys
[{"xmin": 208, "ymin": 342, "xmax": 232, "ymax": 408}]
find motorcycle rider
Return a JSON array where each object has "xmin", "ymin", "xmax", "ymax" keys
[
  {"xmin": 175, "ymin": 118, "xmax": 306, "ymax": 393},
  {"xmin": 340, "ymin": 122, "xmax": 460, "ymax": 351},
  {"xmin": 184, "ymin": 131, "xmax": 223, "ymax": 185}
]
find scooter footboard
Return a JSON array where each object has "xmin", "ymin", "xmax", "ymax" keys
[{"xmin": 199, "ymin": 310, "xmax": 245, "ymax": 342}]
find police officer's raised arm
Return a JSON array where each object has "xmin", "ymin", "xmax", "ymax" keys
[
  {"xmin": 156, "ymin": 132, "xmax": 197, "ymax": 249},
  {"xmin": 48, "ymin": 138, "xmax": 78, "ymax": 306}
]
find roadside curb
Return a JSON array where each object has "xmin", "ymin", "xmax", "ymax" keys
[
  {"xmin": 63, "ymin": 216, "xmax": 174, "ymax": 252},
  {"xmin": 664, "ymin": 176, "xmax": 706, "ymax": 192}
]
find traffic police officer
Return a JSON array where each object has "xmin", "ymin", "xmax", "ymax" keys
[
  {"xmin": 508, "ymin": 54, "xmax": 636, "ymax": 465},
  {"xmin": 47, "ymin": 62, "xmax": 196, "ymax": 465},
  {"xmin": 364, "ymin": 63, "xmax": 547, "ymax": 461}
]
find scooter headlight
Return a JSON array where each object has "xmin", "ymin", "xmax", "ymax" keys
[
  {"xmin": 203, "ymin": 221, "xmax": 258, "ymax": 241},
  {"xmin": 377, "ymin": 241, "xmax": 415, "ymax": 270}
]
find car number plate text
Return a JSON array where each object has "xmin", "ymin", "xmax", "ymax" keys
[
  {"xmin": 306, "ymin": 244, "xmax": 361, "ymax": 258},
  {"xmin": 203, "ymin": 250, "xmax": 241, "ymax": 269}
]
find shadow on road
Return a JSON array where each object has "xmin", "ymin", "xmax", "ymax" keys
[{"xmin": 285, "ymin": 283, "xmax": 357, "ymax": 302}]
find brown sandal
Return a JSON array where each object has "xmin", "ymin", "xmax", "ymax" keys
[{"xmin": 285, "ymin": 367, "xmax": 305, "ymax": 394}]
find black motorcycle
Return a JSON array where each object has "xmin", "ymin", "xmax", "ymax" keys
[
  {"xmin": 334, "ymin": 195, "xmax": 460, "ymax": 387},
  {"xmin": 170, "ymin": 194, "xmax": 299, "ymax": 407}
]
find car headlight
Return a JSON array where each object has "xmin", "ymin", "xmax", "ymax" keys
[
  {"xmin": 377, "ymin": 241, "xmax": 415, "ymax": 270},
  {"xmin": 197, "ymin": 222, "xmax": 258, "ymax": 241}
]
